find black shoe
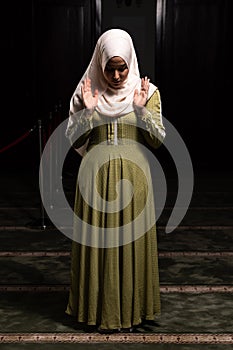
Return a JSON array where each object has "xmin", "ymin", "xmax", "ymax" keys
[
  {"xmin": 97, "ymin": 327, "xmax": 120, "ymax": 334},
  {"xmin": 83, "ymin": 325, "xmax": 97, "ymax": 333},
  {"xmin": 142, "ymin": 319, "xmax": 160, "ymax": 327},
  {"xmin": 120, "ymin": 327, "xmax": 134, "ymax": 333}
]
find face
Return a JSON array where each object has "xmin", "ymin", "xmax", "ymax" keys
[{"xmin": 104, "ymin": 56, "xmax": 129, "ymax": 89}]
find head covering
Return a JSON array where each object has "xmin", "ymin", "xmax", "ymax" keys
[{"xmin": 70, "ymin": 28, "xmax": 157, "ymax": 117}]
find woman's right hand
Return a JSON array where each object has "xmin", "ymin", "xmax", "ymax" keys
[{"xmin": 81, "ymin": 78, "xmax": 98, "ymax": 111}]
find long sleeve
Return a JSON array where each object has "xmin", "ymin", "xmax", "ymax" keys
[
  {"xmin": 65, "ymin": 109, "xmax": 94, "ymax": 148},
  {"xmin": 139, "ymin": 89, "xmax": 166, "ymax": 149},
  {"xmin": 65, "ymin": 90, "xmax": 96, "ymax": 156}
]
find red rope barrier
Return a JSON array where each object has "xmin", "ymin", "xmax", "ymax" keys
[{"xmin": 0, "ymin": 128, "xmax": 35, "ymax": 153}]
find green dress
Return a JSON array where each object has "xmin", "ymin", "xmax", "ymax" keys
[{"xmin": 65, "ymin": 90, "xmax": 165, "ymax": 329}]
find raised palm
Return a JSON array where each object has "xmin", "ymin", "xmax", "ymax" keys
[
  {"xmin": 81, "ymin": 78, "xmax": 98, "ymax": 110},
  {"xmin": 133, "ymin": 77, "xmax": 150, "ymax": 108}
]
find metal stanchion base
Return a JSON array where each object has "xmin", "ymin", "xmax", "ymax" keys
[{"xmin": 25, "ymin": 217, "xmax": 55, "ymax": 230}]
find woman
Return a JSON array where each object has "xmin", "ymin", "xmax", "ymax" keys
[{"xmin": 65, "ymin": 28, "xmax": 165, "ymax": 333}]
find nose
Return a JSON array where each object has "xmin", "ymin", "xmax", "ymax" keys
[{"xmin": 113, "ymin": 70, "xmax": 120, "ymax": 80}]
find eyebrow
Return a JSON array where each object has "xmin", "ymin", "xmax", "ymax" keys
[{"xmin": 106, "ymin": 63, "xmax": 128, "ymax": 69}]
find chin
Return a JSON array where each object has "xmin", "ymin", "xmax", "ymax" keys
[{"xmin": 110, "ymin": 83, "xmax": 123, "ymax": 89}]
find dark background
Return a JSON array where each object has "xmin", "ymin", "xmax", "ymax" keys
[{"xmin": 1, "ymin": 0, "xmax": 232, "ymax": 174}]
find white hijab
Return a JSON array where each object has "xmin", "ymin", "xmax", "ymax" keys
[{"xmin": 70, "ymin": 28, "xmax": 157, "ymax": 117}]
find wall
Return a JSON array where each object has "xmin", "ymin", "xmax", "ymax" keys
[
  {"xmin": 1, "ymin": 0, "xmax": 100, "ymax": 169},
  {"xmin": 1, "ymin": 0, "xmax": 232, "ymax": 171},
  {"xmin": 102, "ymin": 0, "xmax": 232, "ymax": 169},
  {"xmin": 102, "ymin": 0, "xmax": 156, "ymax": 80}
]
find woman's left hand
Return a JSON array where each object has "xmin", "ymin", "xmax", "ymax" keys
[{"xmin": 133, "ymin": 77, "xmax": 150, "ymax": 110}]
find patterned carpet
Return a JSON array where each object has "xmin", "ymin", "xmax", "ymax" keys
[{"xmin": 0, "ymin": 168, "xmax": 233, "ymax": 349}]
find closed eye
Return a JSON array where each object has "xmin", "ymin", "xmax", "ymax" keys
[{"xmin": 105, "ymin": 64, "xmax": 128, "ymax": 72}]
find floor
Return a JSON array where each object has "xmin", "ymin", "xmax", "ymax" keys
[{"xmin": 0, "ymin": 159, "xmax": 233, "ymax": 349}]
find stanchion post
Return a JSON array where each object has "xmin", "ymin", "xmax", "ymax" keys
[
  {"xmin": 48, "ymin": 112, "xmax": 54, "ymax": 209},
  {"xmin": 38, "ymin": 119, "xmax": 46, "ymax": 229},
  {"xmin": 54, "ymin": 101, "xmax": 63, "ymax": 194}
]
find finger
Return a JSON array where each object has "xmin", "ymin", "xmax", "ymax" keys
[
  {"xmin": 87, "ymin": 78, "xmax": 91, "ymax": 90},
  {"xmin": 83, "ymin": 79, "xmax": 87, "ymax": 92},
  {"xmin": 134, "ymin": 89, "xmax": 139, "ymax": 97},
  {"xmin": 146, "ymin": 77, "xmax": 150, "ymax": 88},
  {"xmin": 84, "ymin": 78, "xmax": 92, "ymax": 93},
  {"xmin": 147, "ymin": 80, "xmax": 150, "ymax": 91},
  {"xmin": 142, "ymin": 76, "xmax": 149, "ymax": 93},
  {"xmin": 142, "ymin": 77, "xmax": 148, "ymax": 91},
  {"xmin": 87, "ymin": 77, "xmax": 92, "ymax": 88},
  {"xmin": 82, "ymin": 82, "xmax": 87, "ymax": 95},
  {"xmin": 141, "ymin": 78, "xmax": 145, "ymax": 89},
  {"xmin": 83, "ymin": 80, "xmax": 90, "ymax": 95},
  {"xmin": 81, "ymin": 84, "xmax": 85, "ymax": 95}
]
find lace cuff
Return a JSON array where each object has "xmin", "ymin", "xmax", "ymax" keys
[
  {"xmin": 140, "ymin": 109, "xmax": 166, "ymax": 144},
  {"xmin": 65, "ymin": 109, "xmax": 94, "ymax": 146},
  {"xmin": 77, "ymin": 109, "xmax": 93, "ymax": 131}
]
